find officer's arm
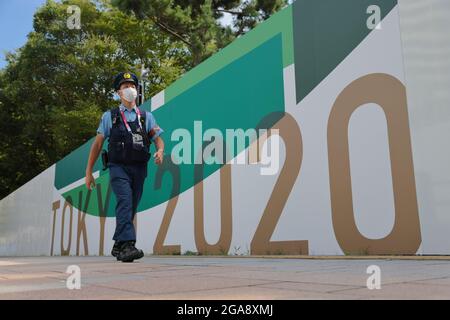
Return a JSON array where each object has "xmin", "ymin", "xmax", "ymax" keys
[
  {"xmin": 154, "ymin": 136, "xmax": 164, "ymax": 153},
  {"xmin": 85, "ymin": 134, "xmax": 105, "ymax": 189},
  {"xmin": 153, "ymin": 136, "xmax": 165, "ymax": 165}
]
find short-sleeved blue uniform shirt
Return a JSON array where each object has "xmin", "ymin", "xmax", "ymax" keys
[{"xmin": 97, "ymin": 104, "xmax": 164, "ymax": 142}]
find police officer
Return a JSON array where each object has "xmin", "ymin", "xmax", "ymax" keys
[{"xmin": 85, "ymin": 72, "xmax": 165, "ymax": 263}]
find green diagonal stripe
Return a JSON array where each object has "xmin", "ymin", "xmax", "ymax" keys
[{"xmin": 293, "ymin": 0, "xmax": 397, "ymax": 103}]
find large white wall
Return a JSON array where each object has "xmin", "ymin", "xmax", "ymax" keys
[
  {"xmin": 0, "ymin": 166, "xmax": 55, "ymax": 256},
  {"xmin": 398, "ymin": 0, "xmax": 450, "ymax": 253}
]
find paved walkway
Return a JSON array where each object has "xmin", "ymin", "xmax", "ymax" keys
[{"xmin": 0, "ymin": 256, "xmax": 449, "ymax": 299}]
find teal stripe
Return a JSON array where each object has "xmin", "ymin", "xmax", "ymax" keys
[{"xmin": 293, "ymin": 0, "xmax": 397, "ymax": 103}]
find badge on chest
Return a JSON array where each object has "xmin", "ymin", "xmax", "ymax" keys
[{"xmin": 132, "ymin": 133, "xmax": 144, "ymax": 149}]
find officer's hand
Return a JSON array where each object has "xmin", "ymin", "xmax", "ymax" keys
[
  {"xmin": 154, "ymin": 149, "xmax": 164, "ymax": 165},
  {"xmin": 85, "ymin": 173, "xmax": 96, "ymax": 191}
]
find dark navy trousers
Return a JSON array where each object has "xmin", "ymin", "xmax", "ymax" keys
[{"xmin": 109, "ymin": 162, "xmax": 147, "ymax": 242}]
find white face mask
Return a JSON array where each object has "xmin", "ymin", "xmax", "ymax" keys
[{"xmin": 121, "ymin": 87, "xmax": 138, "ymax": 102}]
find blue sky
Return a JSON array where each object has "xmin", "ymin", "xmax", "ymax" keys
[{"xmin": 0, "ymin": 0, "xmax": 47, "ymax": 69}]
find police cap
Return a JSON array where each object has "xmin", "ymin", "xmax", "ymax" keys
[{"xmin": 113, "ymin": 72, "xmax": 139, "ymax": 91}]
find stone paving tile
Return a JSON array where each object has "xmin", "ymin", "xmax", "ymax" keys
[
  {"xmin": 0, "ymin": 272, "xmax": 61, "ymax": 281},
  {"xmin": 0, "ymin": 278, "xmax": 67, "ymax": 294},
  {"xmin": 198, "ymin": 270, "xmax": 368, "ymax": 286},
  {"xmin": 0, "ymin": 285, "xmax": 145, "ymax": 300},
  {"xmin": 90, "ymin": 276, "xmax": 277, "ymax": 296},
  {"xmin": 0, "ymin": 261, "xmax": 27, "ymax": 267},
  {"xmin": 256, "ymin": 281, "xmax": 363, "ymax": 294},
  {"xmin": 335, "ymin": 282, "xmax": 450, "ymax": 300},
  {"xmin": 140, "ymin": 286, "xmax": 360, "ymax": 300},
  {"xmin": 1, "ymin": 256, "xmax": 450, "ymax": 299},
  {"xmin": 197, "ymin": 262, "xmax": 450, "ymax": 287},
  {"xmin": 128, "ymin": 266, "xmax": 246, "ymax": 279},
  {"xmin": 412, "ymin": 277, "xmax": 450, "ymax": 286}
]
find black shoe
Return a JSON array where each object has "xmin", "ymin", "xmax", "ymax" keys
[
  {"xmin": 111, "ymin": 241, "xmax": 122, "ymax": 260},
  {"xmin": 117, "ymin": 241, "xmax": 144, "ymax": 263}
]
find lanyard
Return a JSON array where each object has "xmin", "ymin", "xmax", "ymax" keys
[{"xmin": 119, "ymin": 107, "xmax": 142, "ymax": 133}]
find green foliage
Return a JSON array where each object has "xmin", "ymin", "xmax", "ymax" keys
[
  {"xmin": 111, "ymin": 0, "xmax": 289, "ymax": 66},
  {"xmin": 0, "ymin": 0, "xmax": 185, "ymax": 199},
  {"xmin": 182, "ymin": 250, "xmax": 199, "ymax": 256}
]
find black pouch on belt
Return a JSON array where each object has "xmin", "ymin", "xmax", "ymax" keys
[{"xmin": 101, "ymin": 149, "xmax": 109, "ymax": 170}]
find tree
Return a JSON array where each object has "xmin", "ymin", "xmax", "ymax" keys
[
  {"xmin": 0, "ymin": 0, "xmax": 186, "ymax": 200},
  {"xmin": 112, "ymin": 0, "xmax": 289, "ymax": 66}
]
